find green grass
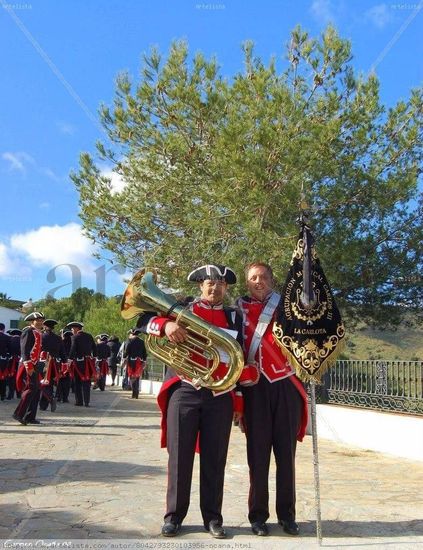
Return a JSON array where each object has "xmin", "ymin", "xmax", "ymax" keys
[{"xmin": 344, "ymin": 323, "xmax": 423, "ymax": 361}]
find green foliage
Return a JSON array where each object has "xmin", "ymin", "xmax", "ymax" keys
[
  {"xmin": 83, "ymin": 296, "xmax": 133, "ymax": 341},
  {"xmin": 25, "ymin": 290, "xmax": 131, "ymax": 340},
  {"xmin": 71, "ymin": 26, "xmax": 422, "ymax": 328},
  {"xmin": 34, "ymin": 287, "xmax": 111, "ymax": 333}
]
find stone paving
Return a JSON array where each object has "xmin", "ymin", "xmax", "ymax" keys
[{"xmin": 1, "ymin": 386, "xmax": 422, "ymax": 550}]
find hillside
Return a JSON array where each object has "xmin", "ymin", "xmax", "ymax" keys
[{"xmin": 345, "ymin": 323, "xmax": 423, "ymax": 361}]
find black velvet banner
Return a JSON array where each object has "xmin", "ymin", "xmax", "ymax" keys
[{"xmin": 273, "ymin": 226, "xmax": 345, "ymax": 383}]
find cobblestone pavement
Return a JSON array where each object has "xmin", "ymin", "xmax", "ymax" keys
[{"xmin": 1, "ymin": 387, "xmax": 422, "ymax": 550}]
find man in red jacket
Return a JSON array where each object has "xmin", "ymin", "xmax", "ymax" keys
[
  {"xmin": 137, "ymin": 264, "xmax": 243, "ymax": 539},
  {"xmin": 236, "ymin": 262, "xmax": 308, "ymax": 537},
  {"xmin": 13, "ymin": 312, "xmax": 45, "ymax": 425}
]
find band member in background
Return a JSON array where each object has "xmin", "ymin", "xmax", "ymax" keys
[
  {"xmin": 6, "ymin": 329, "xmax": 21, "ymax": 400},
  {"xmin": 95, "ymin": 334, "xmax": 111, "ymax": 391},
  {"xmin": 107, "ymin": 335, "xmax": 120, "ymax": 386},
  {"xmin": 13, "ymin": 312, "xmax": 45, "ymax": 425},
  {"xmin": 67, "ymin": 322, "xmax": 96, "ymax": 407},
  {"xmin": 236, "ymin": 263, "xmax": 308, "ymax": 537},
  {"xmin": 0, "ymin": 323, "xmax": 11, "ymax": 401},
  {"xmin": 123, "ymin": 329, "xmax": 147, "ymax": 399},
  {"xmin": 137, "ymin": 264, "xmax": 243, "ymax": 539},
  {"xmin": 119, "ymin": 330, "xmax": 132, "ymax": 390},
  {"xmin": 56, "ymin": 329, "xmax": 72, "ymax": 403},
  {"xmin": 39, "ymin": 319, "xmax": 65, "ymax": 412}
]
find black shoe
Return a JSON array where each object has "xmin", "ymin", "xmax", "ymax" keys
[
  {"xmin": 50, "ymin": 398, "xmax": 57, "ymax": 412},
  {"xmin": 6, "ymin": 395, "xmax": 12, "ymax": 400},
  {"xmin": 62, "ymin": 399, "xmax": 69, "ymax": 403},
  {"xmin": 279, "ymin": 519, "xmax": 299, "ymax": 536},
  {"xmin": 75, "ymin": 403, "xmax": 83, "ymax": 406},
  {"xmin": 27, "ymin": 419, "xmax": 41, "ymax": 424},
  {"xmin": 13, "ymin": 413, "xmax": 27, "ymax": 425},
  {"xmin": 251, "ymin": 521, "xmax": 268, "ymax": 536},
  {"xmin": 84, "ymin": 404, "xmax": 90, "ymax": 407},
  {"xmin": 161, "ymin": 522, "xmax": 181, "ymax": 537},
  {"xmin": 207, "ymin": 520, "xmax": 226, "ymax": 539}
]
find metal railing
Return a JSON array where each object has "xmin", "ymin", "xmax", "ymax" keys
[
  {"xmin": 321, "ymin": 360, "xmax": 423, "ymax": 415},
  {"xmin": 140, "ymin": 357, "xmax": 423, "ymax": 416},
  {"xmin": 144, "ymin": 356, "xmax": 167, "ymax": 381}
]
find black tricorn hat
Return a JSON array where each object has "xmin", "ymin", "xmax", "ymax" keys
[
  {"xmin": 99, "ymin": 333, "xmax": 109, "ymax": 341},
  {"xmin": 65, "ymin": 321, "xmax": 84, "ymax": 330},
  {"xmin": 7, "ymin": 329, "xmax": 22, "ymax": 336},
  {"xmin": 187, "ymin": 264, "xmax": 237, "ymax": 284},
  {"xmin": 132, "ymin": 328, "xmax": 142, "ymax": 335},
  {"xmin": 61, "ymin": 329, "xmax": 72, "ymax": 337},
  {"xmin": 43, "ymin": 319, "xmax": 58, "ymax": 328},
  {"xmin": 24, "ymin": 311, "xmax": 45, "ymax": 322}
]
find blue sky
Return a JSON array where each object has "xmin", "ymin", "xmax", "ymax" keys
[{"xmin": 0, "ymin": 0, "xmax": 421, "ymax": 302}]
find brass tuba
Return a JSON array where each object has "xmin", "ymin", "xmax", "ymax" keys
[{"xmin": 120, "ymin": 269, "xmax": 244, "ymax": 392}]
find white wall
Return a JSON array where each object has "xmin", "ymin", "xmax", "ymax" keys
[
  {"xmin": 111, "ymin": 377, "xmax": 423, "ymax": 462},
  {"xmin": 0, "ymin": 306, "xmax": 22, "ymax": 330},
  {"xmin": 310, "ymin": 404, "xmax": 423, "ymax": 462}
]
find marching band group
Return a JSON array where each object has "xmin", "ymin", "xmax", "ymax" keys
[
  {"xmin": 0, "ymin": 317, "xmax": 147, "ymax": 424},
  {"xmin": 1, "ymin": 261, "xmax": 309, "ymax": 540}
]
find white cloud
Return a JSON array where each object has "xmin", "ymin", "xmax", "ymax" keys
[
  {"xmin": 0, "ymin": 241, "xmax": 32, "ymax": 279},
  {"xmin": 39, "ymin": 202, "xmax": 51, "ymax": 209},
  {"xmin": 365, "ymin": 4, "xmax": 393, "ymax": 29},
  {"xmin": 101, "ymin": 168, "xmax": 127, "ymax": 194},
  {"xmin": 310, "ymin": 0, "xmax": 336, "ymax": 24},
  {"xmin": 10, "ymin": 223, "xmax": 98, "ymax": 275},
  {"xmin": 1, "ymin": 151, "xmax": 35, "ymax": 174}
]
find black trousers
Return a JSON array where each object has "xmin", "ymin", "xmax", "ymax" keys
[
  {"xmin": 14, "ymin": 369, "xmax": 40, "ymax": 422},
  {"xmin": 56, "ymin": 376, "xmax": 71, "ymax": 402},
  {"xmin": 0, "ymin": 379, "xmax": 6, "ymax": 400},
  {"xmin": 165, "ymin": 383, "xmax": 233, "ymax": 527},
  {"xmin": 109, "ymin": 364, "xmax": 117, "ymax": 382},
  {"xmin": 39, "ymin": 382, "xmax": 54, "ymax": 410},
  {"xmin": 74, "ymin": 360, "xmax": 91, "ymax": 406},
  {"xmin": 7, "ymin": 374, "xmax": 17, "ymax": 399},
  {"xmin": 242, "ymin": 376, "xmax": 302, "ymax": 524},
  {"xmin": 131, "ymin": 376, "xmax": 139, "ymax": 398},
  {"xmin": 0, "ymin": 360, "xmax": 8, "ymax": 399}
]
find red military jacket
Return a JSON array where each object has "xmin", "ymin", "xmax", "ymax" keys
[{"xmin": 237, "ymin": 295, "xmax": 308, "ymax": 441}]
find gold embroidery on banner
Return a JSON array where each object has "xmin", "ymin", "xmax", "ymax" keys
[
  {"xmin": 272, "ymin": 322, "xmax": 346, "ymax": 382},
  {"xmin": 291, "ymin": 288, "xmax": 327, "ymax": 323}
]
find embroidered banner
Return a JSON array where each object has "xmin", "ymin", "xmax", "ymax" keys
[{"xmin": 273, "ymin": 226, "xmax": 345, "ymax": 383}]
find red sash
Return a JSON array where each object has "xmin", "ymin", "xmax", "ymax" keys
[
  {"xmin": 127, "ymin": 358, "xmax": 144, "ymax": 378},
  {"xmin": 72, "ymin": 357, "xmax": 96, "ymax": 381}
]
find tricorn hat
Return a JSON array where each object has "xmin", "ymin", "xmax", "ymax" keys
[
  {"xmin": 7, "ymin": 329, "xmax": 22, "ymax": 336},
  {"xmin": 24, "ymin": 311, "xmax": 45, "ymax": 322},
  {"xmin": 43, "ymin": 319, "xmax": 58, "ymax": 328},
  {"xmin": 65, "ymin": 321, "xmax": 84, "ymax": 330},
  {"xmin": 187, "ymin": 264, "xmax": 237, "ymax": 284}
]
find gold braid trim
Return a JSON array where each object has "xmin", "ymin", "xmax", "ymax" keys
[{"xmin": 272, "ymin": 323, "xmax": 346, "ymax": 384}]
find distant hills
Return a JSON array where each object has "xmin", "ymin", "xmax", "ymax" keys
[{"xmin": 344, "ymin": 322, "xmax": 423, "ymax": 361}]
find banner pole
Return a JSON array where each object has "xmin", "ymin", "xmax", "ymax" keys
[{"xmin": 310, "ymin": 380, "xmax": 323, "ymax": 545}]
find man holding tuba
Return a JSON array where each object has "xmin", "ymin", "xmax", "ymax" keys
[{"xmin": 136, "ymin": 264, "xmax": 243, "ymax": 539}]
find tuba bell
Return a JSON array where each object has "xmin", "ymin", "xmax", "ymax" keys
[{"xmin": 120, "ymin": 269, "xmax": 244, "ymax": 392}]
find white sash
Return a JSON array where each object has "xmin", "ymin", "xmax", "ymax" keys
[{"xmin": 247, "ymin": 292, "xmax": 281, "ymax": 364}]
